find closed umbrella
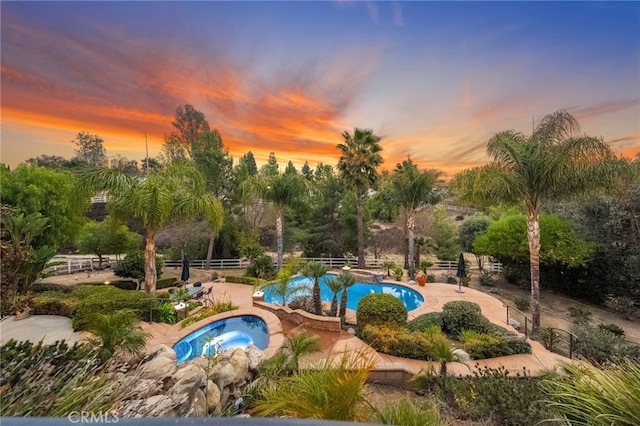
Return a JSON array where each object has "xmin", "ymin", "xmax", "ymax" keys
[
  {"xmin": 456, "ymin": 252, "xmax": 466, "ymax": 293},
  {"xmin": 181, "ymin": 257, "xmax": 190, "ymax": 284}
]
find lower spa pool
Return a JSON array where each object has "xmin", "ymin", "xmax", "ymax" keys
[{"xmin": 173, "ymin": 315, "xmax": 268, "ymax": 363}]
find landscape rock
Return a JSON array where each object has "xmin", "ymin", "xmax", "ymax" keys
[
  {"xmin": 206, "ymin": 380, "xmax": 221, "ymax": 413},
  {"xmin": 244, "ymin": 344, "xmax": 265, "ymax": 370},
  {"xmin": 145, "ymin": 344, "xmax": 177, "ymax": 361},
  {"xmin": 228, "ymin": 348, "xmax": 250, "ymax": 384},
  {"xmin": 208, "ymin": 361, "xmax": 237, "ymax": 389},
  {"xmin": 452, "ymin": 348, "xmax": 471, "ymax": 362},
  {"xmin": 138, "ymin": 355, "xmax": 177, "ymax": 379}
]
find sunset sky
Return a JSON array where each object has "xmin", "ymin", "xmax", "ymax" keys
[{"xmin": 2, "ymin": 1, "xmax": 639, "ymax": 175}]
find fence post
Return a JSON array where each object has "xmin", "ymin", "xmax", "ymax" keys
[
  {"xmin": 524, "ymin": 317, "xmax": 529, "ymax": 339},
  {"xmin": 505, "ymin": 305, "xmax": 510, "ymax": 325}
]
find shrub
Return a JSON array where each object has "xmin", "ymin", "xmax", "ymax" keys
[
  {"xmin": 225, "ymin": 275, "xmax": 266, "ymax": 286},
  {"xmin": 179, "ymin": 301, "xmax": 239, "ymax": 329},
  {"xmin": 157, "ymin": 277, "xmax": 178, "ymax": 289},
  {"xmin": 356, "ymin": 293, "xmax": 407, "ymax": 330},
  {"xmin": 603, "ymin": 295, "xmax": 637, "ymax": 320},
  {"xmin": 478, "ymin": 272, "xmax": 494, "ymax": 286},
  {"xmin": 537, "ymin": 327, "xmax": 560, "ymax": 350},
  {"xmin": 452, "ymin": 365, "xmax": 552, "ymax": 425},
  {"xmin": 441, "ymin": 301, "xmax": 490, "ymax": 337},
  {"xmin": 460, "ymin": 331, "xmax": 510, "ymax": 360},
  {"xmin": 568, "ymin": 304, "xmax": 592, "ymax": 323},
  {"xmin": 426, "ymin": 274, "xmax": 436, "ymax": 283},
  {"xmin": 572, "ymin": 322, "xmax": 623, "ymax": 364},
  {"xmin": 114, "ymin": 250, "xmax": 162, "ymax": 282},
  {"xmin": 598, "ymin": 323, "xmax": 625, "ymax": 338},
  {"xmin": 514, "ymin": 295, "xmax": 530, "ymax": 311},
  {"xmin": 72, "ymin": 286, "xmax": 158, "ymax": 331},
  {"xmin": 616, "ymin": 345, "xmax": 640, "ymax": 363},
  {"xmin": 408, "ymin": 313, "xmax": 443, "ymax": 332},
  {"xmin": 31, "ymin": 291, "xmax": 79, "ymax": 317},
  {"xmin": 446, "ymin": 276, "xmax": 458, "ymax": 284},
  {"xmin": 31, "ymin": 283, "xmax": 74, "ymax": 294},
  {"xmin": 393, "ymin": 267, "xmax": 404, "ymax": 281},
  {"xmin": 288, "ymin": 295, "xmax": 315, "ymax": 313},
  {"xmin": 373, "ymin": 397, "xmax": 442, "ymax": 426},
  {"xmin": 360, "ymin": 324, "xmax": 446, "ymax": 361},
  {"xmin": 157, "ymin": 302, "xmax": 178, "ymax": 324}
]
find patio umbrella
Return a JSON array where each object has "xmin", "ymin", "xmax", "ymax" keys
[
  {"xmin": 181, "ymin": 257, "xmax": 190, "ymax": 283},
  {"xmin": 455, "ymin": 252, "xmax": 466, "ymax": 293}
]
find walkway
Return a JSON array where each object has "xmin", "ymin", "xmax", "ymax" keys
[{"xmin": 0, "ymin": 315, "xmax": 84, "ymax": 346}]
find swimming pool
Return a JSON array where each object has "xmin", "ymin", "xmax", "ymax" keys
[
  {"xmin": 263, "ymin": 275, "xmax": 424, "ymax": 311},
  {"xmin": 173, "ymin": 315, "xmax": 268, "ymax": 363}
]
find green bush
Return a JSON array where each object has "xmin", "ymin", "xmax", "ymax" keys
[
  {"xmin": 157, "ymin": 277, "xmax": 178, "ymax": 289},
  {"xmin": 225, "ymin": 275, "xmax": 266, "ymax": 286},
  {"xmin": 180, "ymin": 301, "xmax": 239, "ymax": 329},
  {"xmin": 514, "ymin": 295, "xmax": 530, "ymax": 311},
  {"xmin": 360, "ymin": 324, "xmax": 443, "ymax": 361},
  {"xmin": 572, "ymin": 322, "xmax": 623, "ymax": 364},
  {"xmin": 537, "ymin": 327, "xmax": 560, "ymax": 350},
  {"xmin": 451, "ymin": 366, "xmax": 552, "ymax": 425},
  {"xmin": 568, "ymin": 304, "xmax": 592, "ymax": 323},
  {"xmin": 157, "ymin": 302, "xmax": 178, "ymax": 325},
  {"xmin": 114, "ymin": 250, "xmax": 162, "ymax": 282},
  {"xmin": 441, "ymin": 301, "xmax": 490, "ymax": 337},
  {"xmin": 408, "ymin": 313, "xmax": 443, "ymax": 332},
  {"xmin": 31, "ymin": 283, "xmax": 75, "ymax": 294},
  {"xmin": 603, "ymin": 295, "xmax": 637, "ymax": 320},
  {"xmin": 598, "ymin": 323, "xmax": 625, "ymax": 337},
  {"xmin": 478, "ymin": 272, "xmax": 494, "ymax": 286},
  {"xmin": 31, "ymin": 291, "xmax": 79, "ymax": 317},
  {"xmin": 356, "ymin": 293, "xmax": 407, "ymax": 330},
  {"xmin": 459, "ymin": 330, "xmax": 530, "ymax": 359},
  {"xmin": 446, "ymin": 276, "xmax": 458, "ymax": 284},
  {"xmin": 426, "ymin": 274, "xmax": 436, "ymax": 283},
  {"xmin": 72, "ymin": 286, "xmax": 158, "ymax": 331},
  {"xmin": 616, "ymin": 344, "xmax": 640, "ymax": 363}
]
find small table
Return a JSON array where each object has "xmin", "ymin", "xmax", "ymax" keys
[
  {"xmin": 173, "ymin": 302, "xmax": 187, "ymax": 311},
  {"xmin": 187, "ymin": 286, "xmax": 203, "ymax": 299}
]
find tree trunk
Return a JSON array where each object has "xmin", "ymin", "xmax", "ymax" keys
[
  {"xmin": 339, "ymin": 288, "xmax": 348, "ymax": 317},
  {"xmin": 407, "ymin": 211, "xmax": 415, "ymax": 270},
  {"xmin": 330, "ymin": 295, "xmax": 338, "ymax": 317},
  {"xmin": 356, "ymin": 194, "xmax": 365, "ymax": 268},
  {"xmin": 97, "ymin": 254, "xmax": 103, "ymax": 269},
  {"xmin": 313, "ymin": 279, "xmax": 322, "ymax": 315},
  {"xmin": 144, "ymin": 230, "xmax": 157, "ymax": 295},
  {"xmin": 526, "ymin": 209, "xmax": 541, "ymax": 332},
  {"xmin": 276, "ymin": 207, "xmax": 284, "ymax": 270},
  {"xmin": 403, "ymin": 211, "xmax": 409, "ymax": 269},
  {"xmin": 205, "ymin": 232, "xmax": 215, "ymax": 270}
]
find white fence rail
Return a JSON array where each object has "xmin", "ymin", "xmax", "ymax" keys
[{"xmin": 45, "ymin": 256, "xmax": 502, "ymax": 274}]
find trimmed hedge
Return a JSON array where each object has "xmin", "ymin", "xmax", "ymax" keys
[
  {"xmin": 31, "ymin": 283, "xmax": 75, "ymax": 294},
  {"xmin": 157, "ymin": 277, "xmax": 178, "ymax": 289},
  {"xmin": 356, "ymin": 293, "xmax": 407, "ymax": 330},
  {"xmin": 361, "ymin": 323, "xmax": 452, "ymax": 361},
  {"xmin": 225, "ymin": 275, "xmax": 266, "ymax": 286},
  {"xmin": 71, "ymin": 286, "xmax": 158, "ymax": 331},
  {"xmin": 441, "ymin": 301, "xmax": 491, "ymax": 337},
  {"xmin": 31, "ymin": 291, "xmax": 80, "ymax": 317},
  {"xmin": 408, "ymin": 313, "xmax": 443, "ymax": 332}
]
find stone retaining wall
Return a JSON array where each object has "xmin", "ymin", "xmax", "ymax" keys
[{"xmin": 253, "ymin": 300, "xmax": 341, "ymax": 332}]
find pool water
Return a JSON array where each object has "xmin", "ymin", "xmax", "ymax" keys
[
  {"xmin": 263, "ymin": 275, "xmax": 424, "ymax": 311},
  {"xmin": 173, "ymin": 315, "xmax": 268, "ymax": 363}
]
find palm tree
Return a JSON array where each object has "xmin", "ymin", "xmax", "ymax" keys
[
  {"xmin": 338, "ymin": 271, "xmax": 357, "ymax": 318},
  {"xmin": 86, "ymin": 309, "xmax": 150, "ymax": 361},
  {"xmin": 451, "ymin": 110, "xmax": 630, "ymax": 331},
  {"xmin": 81, "ymin": 161, "xmax": 223, "ymax": 294},
  {"xmin": 389, "ymin": 158, "xmax": 442, "ymax": 269},
  {"xmin": 264, "ymin": 170, "xmax": 306, "ymax": 270},
  {"xmin": 326, "ymin": 277, "xmax": 342, "ymax": 317},
  {"xmin": 302, "ymin": 261, "xmax": 328, "ymax": 315},
  {"xmin": 337, "ymin": 128, "xmax": 383, "ymax": 268},
  {"xmin": 263, "ymin": 261, "xmax": 310, "ymax": 306}
]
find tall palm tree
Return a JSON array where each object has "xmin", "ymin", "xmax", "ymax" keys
[
  {"xmin": 337, "ymin": 128, "xmax": 383, "ymax": 268},
  {"xmin": 264, "ymin": 170, "xmax": 306, "ymax": 270},
  {"xmin": 326, "ymin": 277, "xmax": 342, "ymax": 317},
  {"xmin": 389, "ymin": 159, "xmax": 442, "ymax": 270},
  {"xmin": 451, "ymin": 110, "xmax": 630, "ymax": 331},
  {"xmin": 338, "ymin": 271, "xmax": 357, "ymax": 318},
  {"xmin": 302, "ymin": 261, "xmax": 328, "ymax": 315},
  {"xmin": 80, "ymin": 161, "xmax": 224, "ymax": 294}
]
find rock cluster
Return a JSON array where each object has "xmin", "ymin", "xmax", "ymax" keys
[{"xmin": 113, "ymin": 344, "xmax": 265, "ymax": 417}]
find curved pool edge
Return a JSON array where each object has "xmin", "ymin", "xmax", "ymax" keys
[{"xmin": 163, "ymin": 308, "xmax": 285, "ymax": 360}]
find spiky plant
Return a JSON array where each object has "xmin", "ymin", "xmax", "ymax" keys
[
  {"xmin": 372, "ymin": 396, "xmax": 442, "ymax": 426},
  {"xmin": 86, "ymin": 308, "xmax": 149, "ymax": 361},
  {"xmin": 325, "ymin": 277, "xmax": 342, "ymax": 317}
]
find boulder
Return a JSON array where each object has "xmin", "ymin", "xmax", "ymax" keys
[
  {"xmin": 206, "ymin": 380, "xmax": 221, "ymax": 414},
  {"xmin": 138, "ymin": 355, "xmax": 177, "ymax": 379},
  {"xmin": 452, "ymin": 348, "xmax": 471, "ymax": 362},
  {"xmin": 173, "ymin": 364, "xmax": 207, "ymax": 388},
  {"xmin": 244, "ymin": 345, "xmax": 265, "ymax": 371},
  {"xmin": 228, "ymin": 348, "xmax": 249, "ymax": 384},
  {"xmin": 208, "ymin": 361, "xmax": 237, "ymax": 389},
  {"xmin": 145, "ymin": 344, "xmax": 177, "ymax": 361},
  {"xmin": 130, "ymin": 378, "xmax": 163, "ymax": 397},
  {"xmin": 116, "ymin": 395, "xmax": 174, "ymax": 417}
]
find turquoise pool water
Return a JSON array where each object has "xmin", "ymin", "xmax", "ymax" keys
[
  {"xmin": 263, "ymin": 275, "xmax": 424, "ymax": 311},
  {"xmin": 173, "ymin": 315, "xmax": 268, "ymax": 363}
]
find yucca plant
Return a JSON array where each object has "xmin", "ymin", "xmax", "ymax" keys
[
  {"xmin": 250, "ymin": 350, "xmax": 375, "ymax": 421},
  {"xmin": 86, "ymin": 308, "xmax": 150, "ymax": 361},
  {"xmin": 542, "ymin": 360, "xmax": 640, "ymax": 425},
  {"xmin": 372, "ymin": 396, "xmax": 442, "ymax": 426}
]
